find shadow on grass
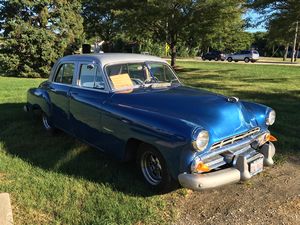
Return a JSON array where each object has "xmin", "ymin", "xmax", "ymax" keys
[
  {"xmin": 175, "ymin": 66, "xmax": 236, "ymax": 75},
  {"xmin": 0, "ymin": 103, "xmax": 153, "ymax": 197}
]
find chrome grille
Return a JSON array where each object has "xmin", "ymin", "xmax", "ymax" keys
[{"xmin": 211, "ymin": 127, "xmax": 260, "ymax": 150}]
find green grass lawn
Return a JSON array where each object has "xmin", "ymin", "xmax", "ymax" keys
[{"xmin": 0, "ymin": 61, "xmax": 299, "ymax": 224}]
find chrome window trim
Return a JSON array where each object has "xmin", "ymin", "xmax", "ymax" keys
[
  {"xmin": 50, "ymin": 82, "xmax": 73, "ymax": 87},
  {"xmin": 71, "ymin": 85, "xmax": 110, "ymax": 94}
]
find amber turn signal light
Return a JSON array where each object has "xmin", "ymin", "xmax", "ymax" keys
[
  {"xmin": 196, "ymin": 162, "xmax": 210, "ymax": 172},
  {"xmin": 266, "ymin": 133, "xmax": 277, "ymax": 142}
]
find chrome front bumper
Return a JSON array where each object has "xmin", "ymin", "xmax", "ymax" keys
[{"xmin": 178, "ymin": 142, "xmax": 275, "ymax": 191}]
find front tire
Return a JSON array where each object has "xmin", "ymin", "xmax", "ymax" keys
[
  {"xmin": 137, "ymin": 144, "xmax": 174, "ymax": 193},
  {"xmin": 227, "ymin": 57, "xmax": 233, "ymax": 62}
]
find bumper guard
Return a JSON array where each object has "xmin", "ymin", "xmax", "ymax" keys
[{"xmin": 178, "ymin": 142, "xmax": 275, "ymax": 191}]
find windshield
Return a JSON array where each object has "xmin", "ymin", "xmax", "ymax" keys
[{"xmin": 106, "ymin": 62, "xmax": 180, "ymax": 91}]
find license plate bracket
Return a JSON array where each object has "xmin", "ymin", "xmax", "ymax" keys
[{"xmin": 249, "ymin": 157, "xmax": 264, "ymax": 176}]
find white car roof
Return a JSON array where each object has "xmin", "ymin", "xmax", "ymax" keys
[{"xmin": 61, "ymin": 53, "xmax": 167, "ymax": 65}]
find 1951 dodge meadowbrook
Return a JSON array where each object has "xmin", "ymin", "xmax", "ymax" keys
[{"xmin": 24, "ymin": 53, "xmax": 277, "ymax": 192}]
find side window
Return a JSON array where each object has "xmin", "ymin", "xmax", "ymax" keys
[
  {"xmin": 79, "ymin": 64, "xmax": 105, "ymax": 89},
  {"xmin": 54, "ymin": 63, "xmax": 74, "ymax": 85},
  {"xmin": 62, "ymin": 64, "xmax": 74, "ymax": 84},
  {"xmin": 54, "ymin": 65, "xmax": 64, "ymax": 83}
]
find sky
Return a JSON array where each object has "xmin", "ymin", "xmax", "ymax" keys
[{"xmin": 244, "ymin": 10, "xmax": 267, "ymax": 33}]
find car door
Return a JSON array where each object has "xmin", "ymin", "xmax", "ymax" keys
[
  {"xmin": 234, "ymin": 51, "xmax": 241, "ymax": 60},
  {"xmin": 240, "ymin": 51, "xmax": 248, "ymax": 60},
  {"xmin": 48, "ymin": 62, "xmax": 76, "ymax": 133},
  {"xmin": 69, "ymin": 62, "xmax": 110, "ymax": 148}
]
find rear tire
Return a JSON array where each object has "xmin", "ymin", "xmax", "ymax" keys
[
  {"xmin": 227, "ymin": 57, "xmax": 233, "ymax": 62},
  {"xmin": 214, "ymin": 57, "xmax": 218, "ymax": 61},
  {"xmin": 244, "ymin": 57, "xmax": 250, "ymax": 63},
  {"xmin": 137, "ymin": 144, "xmax": 175, "ymax": 193}
]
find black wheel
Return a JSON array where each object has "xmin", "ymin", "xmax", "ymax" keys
[
  {"xmin": 137, "ymin": 144, "xmax": 175, "ymax": 193},
  {"xmin": 227, "ymin": 57, "xmax": 233, "ymax": 62},
  {"xmin": 202, "ymin": 57, "xmax": 206, "ymax": 61},
  {"xmin": 214, "ymin": 57, "xmax": 218, "ymax": 61},
  {"xmin": 42, "ymin": 113, "xmax": 56, "ymax": 134},
  {"xmin": 244, "ymin": 57, "xmax": 250, "ymax": 63}
]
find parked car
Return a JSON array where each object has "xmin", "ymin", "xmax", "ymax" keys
[
  {"xmin": 202, "ymin": 51, "xmax": 226, "ymax": 61},
  {"xmin": 25, "ymin": 53, "xmax": 276, "ymax": 192},
  {"xmin": 227, "ymin": 50, "xmax": 259, "ymax": 63}
]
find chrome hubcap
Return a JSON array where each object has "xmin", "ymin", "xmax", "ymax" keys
[
  {"xmin": 141, "ymin": 152, "xmax": 162, "ymax": 185},
  {"xmin": 42, "ymin": 115, "xmax": 51, "ymax": 130}
]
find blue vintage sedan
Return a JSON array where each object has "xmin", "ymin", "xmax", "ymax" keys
[{"xmin": 25, "ymin": 53, "xmax": 277, "ymax": 192}]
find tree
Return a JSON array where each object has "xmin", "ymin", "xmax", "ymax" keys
[
  {"xmin": 82, "ymin": 0, "xmax": 141, "ymax": 52},
  {"xmin": 82, "ymin": 0, "xmax": 119, "ymax": 42},
  {"xmin": 248, "ymin": 0, "xmax": 300, "ymax": 61},
  {"xmin": 120, "ymin": 0, "xmax": 247, "ymax": 67},
  {"xmin": 82, "ymin": 0, "xmax": 247, "ymax": 66},
  {"xmin": 0, "ymin": 0, "xmax": 84, "ymax": 77}
]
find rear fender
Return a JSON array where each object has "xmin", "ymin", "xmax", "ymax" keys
[{"xmin": 27, "ymin": 88, "xmax": 51, "ymax": 116}]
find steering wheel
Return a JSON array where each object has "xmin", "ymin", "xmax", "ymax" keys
[
  {"xmin": 144, "ymin": 77, "xmax": 159, "ymax": 84},
  {"xmin": 131, "ymin": 78, "xmax": 144, "ymax": 85}
]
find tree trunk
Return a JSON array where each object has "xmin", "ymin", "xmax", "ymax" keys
[
  {"xmin": 295, "ymin": 42, "xmax": 300, "ymax": 62},
  {"xmin": 283, "ymin": 44, "xmax": 289, "ymax": 61},
  {"xmin": 170, "ymin": 42, "xmax": 176, "ymax": 67},
  {"xmin": 291, "ymin": 21, "xmax": 299, "ymax": 62}
]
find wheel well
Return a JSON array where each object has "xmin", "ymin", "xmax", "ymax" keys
[
  {"xmin": 124, "ymin": 138, "xmax": 156, "ymax": 161},
  {"xmin": 32, "ymin": 104, "xmax": 42, "ymax": 115}
]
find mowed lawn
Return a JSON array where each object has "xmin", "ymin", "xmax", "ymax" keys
[{"xmin": 0, "ymin": 61, "xmax": 299, "ymax": 224}]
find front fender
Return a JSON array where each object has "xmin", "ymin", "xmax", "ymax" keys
[
  {"xmin": 102, "ymin": 103, "xmax": 199, "ymax": 179},
  {"xmin": 241, "ymin": 101, "xmax": 273, "ymax": 131}
]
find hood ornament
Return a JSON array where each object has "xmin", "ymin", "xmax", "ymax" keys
[{"xmin": 227, "ymin": 96, "xmax": 239, "ymax": 103}]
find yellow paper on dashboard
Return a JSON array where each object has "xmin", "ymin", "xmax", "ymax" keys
[{"xmin": 110, "ymin": 73, "xmax": 134, "ymax": 90}]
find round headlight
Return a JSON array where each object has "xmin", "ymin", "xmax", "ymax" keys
[
  {"xmin": 193, "ymin": 130, "xmax": 209, "ymax": 152},
  {"xmin": 266, "ymin": 110, "xmax": 276, "ymax": 125}
]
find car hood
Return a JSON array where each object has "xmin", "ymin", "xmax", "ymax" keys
[{"xmin": 110, "ymin": 86, "xmax": 258, "ymax": 141}]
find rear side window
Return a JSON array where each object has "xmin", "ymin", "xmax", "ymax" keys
[
  {"xmin": 54, "ymin": 63, "xmax": 74, "ymax": 85},
  {"xmin": 79, "ymin": 64, "xmax": 105, "ymax": 89},
  {"xmin": 244, "ymin": 51, "xmax": 251, "ymax": 54}
]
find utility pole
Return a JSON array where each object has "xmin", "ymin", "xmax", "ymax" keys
[{"xmin": 291, "ymin": 21, "xmax": 298, "ymax": 63}]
